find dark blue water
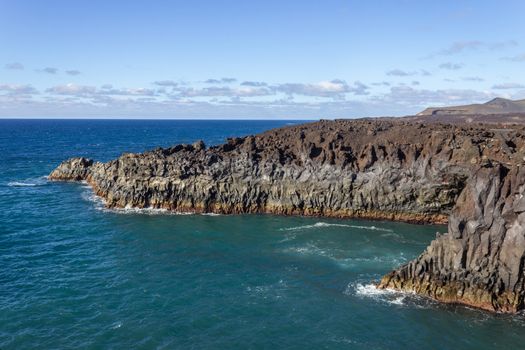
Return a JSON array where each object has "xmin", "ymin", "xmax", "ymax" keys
[{"xmin": 1, "ymin": 119, "xmax": 525, "ymax": 349}]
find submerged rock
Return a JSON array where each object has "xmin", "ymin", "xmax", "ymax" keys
[{"xmin": 49, "ymin": 118, "xmax": 525, "ymax": 312}]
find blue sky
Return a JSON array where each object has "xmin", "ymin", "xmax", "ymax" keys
[{"xmin": 1, "ymin": 0, "xmax": 525, "ymax": 118}]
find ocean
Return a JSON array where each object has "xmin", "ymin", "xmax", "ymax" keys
[{"xmin": 1, "ymin": 119, "xmax": 525, "ymax": 349}]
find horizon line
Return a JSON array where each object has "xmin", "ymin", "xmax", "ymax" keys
[{"xmin": 0, "ymin": 116, "xmax": 330, "ymax": 121}]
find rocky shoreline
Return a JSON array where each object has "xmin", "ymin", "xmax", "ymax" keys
[{"xmin": 50, "ymin": 118, "xmax": 525, "ymax": 313}]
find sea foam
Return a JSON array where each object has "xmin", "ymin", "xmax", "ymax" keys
[
  {"xmin": 280, "ymin": 222, "xmax": 393, "ymax": 232},
  {"xmin": 283, "ymin": 242, "xmax": 407, "ymax": 269},
  {"xmin": 79, "ymin": 184, "xmax": 197, "ymax": 215},
  {"xmin": 7, "ymin": 176, "xmax": 48, "ymax": 187},
  {"xmin": 349, "ymin": 282, "xmax": 419, "ymax": 306}
]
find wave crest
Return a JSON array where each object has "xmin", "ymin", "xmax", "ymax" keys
[
  {"xmin": 7, "ymin": 176, "xmax": 48, "ymax": 187},
  {"xmin": 347, "ymin": 282, "xmax": 417, "ymax": 306},
  {"xmin": 280, "ymin": 222, "xmax": 393, "ymax": 232}
]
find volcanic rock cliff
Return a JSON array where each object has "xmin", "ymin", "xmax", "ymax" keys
[{"xmin": 50, "ymin": 119, "xmax": 525, "ymax": 312}]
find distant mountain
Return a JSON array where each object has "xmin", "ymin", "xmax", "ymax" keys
[{"xmin": 418, "ymin": 98, "xmax": 525, "ymax": 116}]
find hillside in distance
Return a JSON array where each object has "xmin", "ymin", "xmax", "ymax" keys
[
  {"xmin": 400, "ymin": 98, "xmax": 525, "ymax": 124},
  {"xmin": 418, "ymin": 98, "xmax": 525, "ymax": 116}
]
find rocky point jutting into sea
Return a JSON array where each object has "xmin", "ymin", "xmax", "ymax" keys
[{"xmin": 49, "ymin": 100, "xmax": 525, "ymax": 313}]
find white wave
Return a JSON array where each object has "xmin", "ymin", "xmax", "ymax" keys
[
  {"xmin": 201, "ymin": 212, "xmax": 222, "ymax": 216},
  {"xmin": 245, "ymin": 279, "xmax": 287, "ymax": 299},
  {"xmin": 7, "ymin": 176, "xmax": 48, "ymax": 187},
  {"xmin": 390, "ymin": 296, "xmax": 406, "ymax": 305},
  {"xmin": 80, "ymin": 188, "xmax": 107, "ymax": 210},
  {"xmin": 280, "ymin": 222, "xmax": 393, "ymax": 232},
  {"xmin": 111, "ymin": 321, "xmax": 122, "ymax": 329},
  {"xmin": 348, "ymin": 225, "xmax": 394, "ymax": 232},
  {"xmin": 283, "ymin": 242, "xmax": 407, "ymax": 269},
  {"xmin": 106, "ymin": 205, "xmax": 194, "ymax": 216},
  {"xmin": 8, "ymin": 182, "xmax": 38, "ymax": 187},
  {"xmin": 79, "ymin": 185, "xmax": 196, "ymax": 215},
  {"xmin": 339, "ymin": 253, "xmax": 408, "ymax": 267},
  {"xmin": 280, "ymin": 222, "xmax": 347, "ymax": 231},
  {"xmin": 283, "ymin": 242, "xmax": 330, "ymax": 257},
  {"xmin": 278, "ymin": 233, "xmax": 297, "ymax": 243},
  {"xmin": 349, "ymin": 283, "xmax": 413, "ymax": 306},
  {"xmin": 354, "ymin": 283, "xmax": 393, "ymax": 297},
  {"xmin": 380, "ymin": 232, "xmax": 401, "ymax": 238}
]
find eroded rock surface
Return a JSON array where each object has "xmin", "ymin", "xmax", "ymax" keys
[
  {"xmin": 379, "ymin": 163, "xmax": 525, "ymax": 312},
  {"xmin": 49, "ymin": 119, "xmax": 525, "ymax": 312}
]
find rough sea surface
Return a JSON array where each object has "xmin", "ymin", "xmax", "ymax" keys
[{"xmin": 1, "ymin": 119, "xmax": 525, "ymax": 349}]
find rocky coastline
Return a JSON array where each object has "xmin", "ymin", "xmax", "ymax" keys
[{"xmin": 50, "ymin": 118, "xmax": 525, "ymax": 313}]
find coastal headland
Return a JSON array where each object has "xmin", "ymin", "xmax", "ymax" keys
[{"xmin": 50, "ymin": 103, "xmax": 525, "ymax": 313}]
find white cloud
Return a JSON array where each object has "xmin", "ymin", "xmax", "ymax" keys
[
  {"xmin": 462, "ymin": 76, "xmax": 484, "ymax": 82},
  {"xmin": 4, "ymin": 62, "xmax": 24, "ymax": 70},
  {"xmin": 429, "ymin": 40, "xmax": 517, "ymax": 58},
  {"xmin": 386, "ymin": 69, "xmax": 417, "ymax": 77},
  {"xmin": 153, "ymin": 80, "xmax": 178, "ymax": 87},
  {"xmin": 204, "ymin": 77, "xmax": 237, "ymax": 84},
  {"xmin": 439, "ymin": 62, "xmax": 464, "ymax": 70},
  {"xmin": 101, "ymin": 87, "xmax": 156, "ymax": 96},
  {"xmin": 501, "ymin": 54, "xmax": 525, "ymax": 62},
  {"xmin": 0, "ymin": 84, "xmax": 38, "ymax": 95},
  {"xmin": 0, "ymin": 76, "xmax": 504, "ymax": 118},
  {"xmin": 439, "ymin": 41, "xmax": 483, "ymax": 55},
  {"xmin": 46, "ymin": 84, "xmax": 96, "ymax": 96},
  {"xmin": 374, "ymin": 86, "xmax": 497, "ymax": 107},
  {"xmin": 276, "ymin": 80, "xmax": 368, "ymax": 97},
  {"xmin": 241, "ymin": 81, "xmax": 268, "ymax": 87},
  {"xmin": 40, "ymin": 67, "xmax": 59, "ymax": 74},
  {"xmin": 179, "ymin": 86, "xmax": 273, "ymax": 98},
  {"xmin": 492, "ymin": 83, "xmax": 525, "ymax": 90},
  {"xmin": 46, "ymin": 84, "xmax": 156, "ymax": 97}
]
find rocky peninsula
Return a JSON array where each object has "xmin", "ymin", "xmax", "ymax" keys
[{"xmin": 50, "ymin": 114, "xmax": 525, "ymax": 313}]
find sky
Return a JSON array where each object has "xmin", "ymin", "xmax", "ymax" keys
[{"xmin": 1, "ymin": 0, "xmax": 525, "ymax": 119}]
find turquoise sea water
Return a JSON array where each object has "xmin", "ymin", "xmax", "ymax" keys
[{"xmin": 1, "ymin": 119, "xmax": 525, "ymax": 349}]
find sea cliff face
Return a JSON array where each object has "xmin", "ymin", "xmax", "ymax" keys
[
  {"xmin": 379, "ymin": 163, "xmax": 525, "ymax": 312},
  {"xmin": 49, "ymin": 119, "xmax": 525, "ymax": 312}
]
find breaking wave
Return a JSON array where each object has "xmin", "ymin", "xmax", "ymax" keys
[
  {"xmin": 80, "ymin": 185, "xmax": 192, "ymax": 215},
  {"xmin": 348, "ymin": 283, "xmax": 409, "ymax": 306},
  {"xmin": 346, "ymin": 282, "xmax": 435, "ymax": 309},
  {"xmin": 7, "ymin": 176, "xmax": 48, "ymax": 187},
  {"xmin": 80, "ymin": 185, "xmax": 106, "ymax": 211},
  {"xmin": 280, "ymin": 222, "xmax": 394, "ymax": 232}
]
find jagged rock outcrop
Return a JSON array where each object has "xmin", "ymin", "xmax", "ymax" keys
[
  {"xmin": 379, "ymin": 163, "xmax": 525, "ymax": 312},
  {"xmin": 50, "ymin": 157, "xmax": 93, "ymax": 181},
  {"xmin": 49, "ymin": 119, "xmax": 525, "ymax": 312}
]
